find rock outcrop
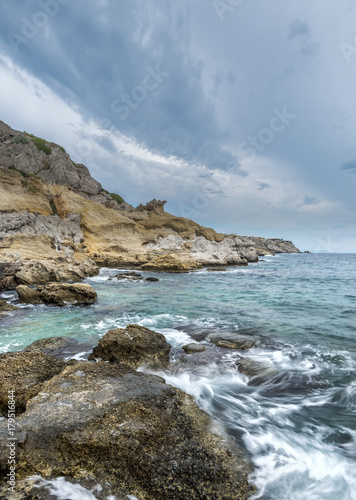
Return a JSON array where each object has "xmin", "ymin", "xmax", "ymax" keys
[
  {"xmin": 0, "ymin": 120, "xmax": 300, "ymax": 283},
  {"xmin": 0, "ymin": 330, "xmax": 255, "ymax": 499},
  {"xmin": 0, "ymin": 258, "xmax": 98, "ymax": 291},
  {"xmin": 16, "ymin": 282, "xmax": 97, "ymax": 306},
  {"xmin": 89, "ymin": 324, "xmax": 171, "ymax": 369}
]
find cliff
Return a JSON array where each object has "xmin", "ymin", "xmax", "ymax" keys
[{"xmin": 0, "ymin": 120, "xmax": 300, "ymax": 284}]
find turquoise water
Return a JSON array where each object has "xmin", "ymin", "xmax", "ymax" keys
[{"xmin": 1, "ymin": 254, "xmax": 356, "ymax": 499}]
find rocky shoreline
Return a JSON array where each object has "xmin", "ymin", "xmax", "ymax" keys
[
  {"xmin": 0, "ymin": 119, "xmax": 301, "ymax": 499},
  {"xmin": 0, "ymin": 326, "xmax": 256, "ymax": 499}
]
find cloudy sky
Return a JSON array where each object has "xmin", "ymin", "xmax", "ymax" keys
[{"xmin": 1, "ymin": 0, "xmax": 356, "ymax": 251}]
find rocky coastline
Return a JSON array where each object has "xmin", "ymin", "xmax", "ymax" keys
[{"xmin": 0, "ymin": 120, "xmax": 301, "ymax": 499}]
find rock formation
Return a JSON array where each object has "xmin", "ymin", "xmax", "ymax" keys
[
  {"xmin": 0, "ymin": 331, "xmax": 255, "ymax": 499},
  {"xmin": 0, "ymin": 120, "xmax": 300, "ymax": 287},
  {"xmin": 16, "ymin": 282, "xmax": 98, "ymax": 306}
]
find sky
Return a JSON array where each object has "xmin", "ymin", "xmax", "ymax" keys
[{"xmin": 0, "ymin": 0, "xmax": 356, "ymax": 252}]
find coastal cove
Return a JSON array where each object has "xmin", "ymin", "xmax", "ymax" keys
[{"xmin": 1, "ymin": 253, "xmax": 355, "ymax": 499}]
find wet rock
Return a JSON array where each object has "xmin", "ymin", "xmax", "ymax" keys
[
  {"xmin": 0, "ymin": 361, "xmax": 254, "ymax": 499},
  {"xmin": 236, "ymin": 357, "xmax": 276, "ymax": 379},
  {"xmin": 114, "ymin": 271, "xmax": 143, "ymax": 281},
  {"xmin": 209, "ymin": 332, "xmax": 259, "ymax": 350},
  {"xmin": 206, "ymin": 267, "xmax": 228, "ymax": 272},
  {"xmin": 0, "ymin": 299, "xmax": 18, "ymax": 320},
  {"xmin": 0, "ymin": 351, "xmax": 66, "ymax": 415},
  {"xmin": 145, "ymin": 277, "xmax": 159, "ymax": 282},
  {"xmin": 23, "ymin": 336, "xmax": 91, "ymax": 359},
  {"xmin": 182, "ymin": 343, "xmax": 206, "ymax": 354},
  {"xmin": 16, "ymin": 283, "xmax": 97, "ymax": 306},
  {"xmin": 89, "ymin": 324, "xmax": 171, "ymax": 369}
]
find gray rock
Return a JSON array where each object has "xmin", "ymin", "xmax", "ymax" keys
[
  {"xmin": 209, "ymin": 332, "xmax": 259, "ymax": 350},
  {"xmin": 89, "ymin": 324, "xmax": 171, "ymax": 369},
  {"xmin": 182, "ymin": 343, "xmax": 206, "ymax": 354}
]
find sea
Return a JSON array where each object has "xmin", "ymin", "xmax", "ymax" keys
[{"xmin": 0, "ymin": 253, "xmax": 355, "ymax": 500}]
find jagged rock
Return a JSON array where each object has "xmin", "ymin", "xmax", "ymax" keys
[
  {"xmin": 0, "ymin": 211, "xmax": 84, "ymax": 255},
  {"xmin": 182, "ymin": 343, "xmax": 206, "ymax": 354},
  {"xmin": 89, "ymin": 324, "xmax": 171, "ymax": 369},
  {"xmin": 4, "ymin": 258, "xmax": 98, "ymax": 288},
  {"xmin": 209, "ymin": 332, "xmax": 259, "ymax": 350},
  {"xmin": 136, "ymin": 198, "xmax": 167, "ymax": 213},
  {"xmin": 0, "ymin": 351, "xmax": 66, "ymax": 415},
  {"xmin": 0, "ymin": 299, "xmax": 18, "ymax": 320},
  {"xmin": 16, "ymin": 283, "xmax": 97, "ymax": 306},
  {"xmin": 0, "ymin": 361, "xmax": 254, "ymax": 499}
]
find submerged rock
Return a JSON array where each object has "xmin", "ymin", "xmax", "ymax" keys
[
  {"xmin": 209, "ymin": 332, "xmax": 259, "ymax": 350},
  {"xmin": 23, "ymin": 336, "xmax": 91, "ymax": 359},
  {"xmin": 16, "ymin": 282, "xmax": 97, "ymax": 306},
  {"xmin": 112, "ymin": 271, "xmax": 159, "ymax": 282},
  {"xmin": 0, "ymin": 351, "xmax": 66, "ymax": 415},
  {"xmin": 0, "ymin": 361, "xmax": 254, "ymax": 499},
  {"xmin": 182, "ymin": 343, "xmax": 206, "ymax": 353},
  {"xmin": 0, "ymin": 298, "xmax": 18, "ymax": 319},
  {"xmin": 89, "ymin": 324, "xmax": 171, "ymax": 369}
]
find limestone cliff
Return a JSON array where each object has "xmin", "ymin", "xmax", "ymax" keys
[{"xmin": 0, "ymin": 121, "xmax": 300, "ymax": 282}]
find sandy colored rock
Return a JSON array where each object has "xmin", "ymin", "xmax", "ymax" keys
[
  {"xmin": 89, "ymin": 324, "xmax": 171, "ymax": 369},
  {"xmin": 16, "ymin": 282, "xmax": 97, "ymax": 306},
  {"xmin": 0, "ymin": 351, "xmax": 66, "ymax": 414}
]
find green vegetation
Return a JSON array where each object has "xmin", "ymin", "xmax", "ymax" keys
[
  {"xmin": 101, "ymin": 189, "xmax": 124, "ymax": 204},
  {"xmin": 8, "ymin": 166, "xmax": 36, "ymax": 178},
  {"xmin": 24, "ymin": 132, "xmax": 52, "ymax": 155},
  {"xmin": 12, "ymin": 135, "xmax": 29, "ymax": 145},
  {"xmin": 50, "ymin": 200, "xmax": 58, "ymax": 215},
  {"xmin": 110, "ymin": 193, "xmax": 124, "ymax": 204}
]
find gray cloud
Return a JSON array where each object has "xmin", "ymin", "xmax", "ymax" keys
[
  {"xmin": 288, "ymin": 19, "xmax": 311, "ymax": 39},
  {"xmin": 0, "ymin": 0, "xmax": 355, "ymax": 250},
  {"xmin": 341, "ymin": 160, "xmax": 356, "ymax": 173}
]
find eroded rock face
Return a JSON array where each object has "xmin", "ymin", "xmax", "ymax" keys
[
  {"xmin": 0, "ymin": 361, "xmax": 254, "ymax": 499},
  {"xmin": 0, "ymin": 258, "xmax": 99, "ymax": 290},
  {"xmin": 0, "ymin": 351, "xmax": 66, "ymax": 415},
  {"xmin": 16, "ymin": 283, "xmax": 97, "ymax": 306},
  {"xmin": 89, "ymin": 324, "xmax": 171, "ymax": 369}
]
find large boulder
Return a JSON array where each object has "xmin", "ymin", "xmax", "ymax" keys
[
  {"xmin": 0, "ymin": 351, "xmax": 66, "ymax": 415},
  {"xmin": 16, "ymin": 282, "xmax": 97, "ymax": 306},
  {"xmin": 0, "ymin": 361, "xmax": 254, "ymax": 499},
  {"xmin": 89, "ymin": 324, "xmax": 171, "ymax": 369}
]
